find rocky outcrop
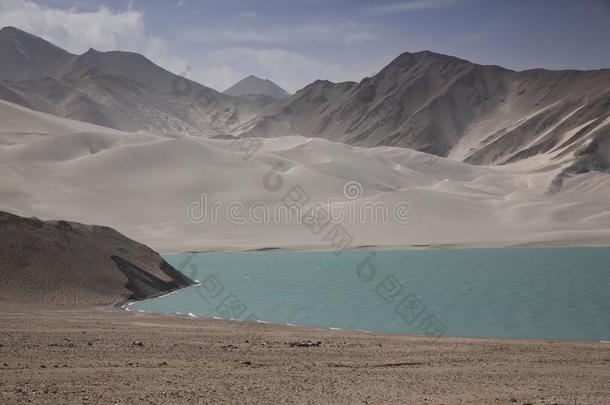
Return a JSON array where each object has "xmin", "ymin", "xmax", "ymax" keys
[{"xmin": 0, "ymin": 211, "xmax": 194, "ymax": 306}]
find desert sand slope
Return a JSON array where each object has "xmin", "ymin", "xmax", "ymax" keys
[
  {"xmin": 240, "ymin": 51, "xmax": 610, "ymax": 176},
  {"xmin": 224, "ymin": 75, "xmax": 290, "ymax": 100},
  {"xmin": 1, "ymin": 100, "xmax": 608, "ymax": 252},
  {"xmin": 0, "ymin": 99, "xmax": 129, "ymax": 145},
  {"xmin": 0, "ymin": 211, "xmax": 194, "ymax": 306}
]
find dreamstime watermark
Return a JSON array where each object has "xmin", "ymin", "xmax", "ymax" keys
[
  {"xmin": 186, "ymin": 182, "xmax": 418, "ymax": 226},
  {"xmin": 168, "ymin": 81, "xmax": 445, "ymax": 335}
]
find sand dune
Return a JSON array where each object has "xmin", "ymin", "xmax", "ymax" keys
[{"xmin": 0, "ymin": 99, "xmax": 608, "ymax": 252}]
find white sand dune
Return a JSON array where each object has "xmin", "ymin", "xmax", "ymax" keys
[{"xmin": 1, "ymin": 100, "xmax": 608, "ymax": 252}]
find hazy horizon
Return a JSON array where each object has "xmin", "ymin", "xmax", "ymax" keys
[{"xmin": 1, "ymin": 0, "xmax": 609, "ymax": 92}]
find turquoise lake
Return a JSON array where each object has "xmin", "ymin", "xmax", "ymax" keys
[{"xmin": 127, "ymin": 247, "xmax": 610, "ymax": 341}]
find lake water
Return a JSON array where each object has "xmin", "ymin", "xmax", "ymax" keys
[{"xmin": 127, "ymin": 247, "xmax": 610, "ymax": 341}]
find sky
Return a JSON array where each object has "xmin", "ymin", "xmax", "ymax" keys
[{"xmin": 1, "ymin": 0, "xmax": 609, "ymax": 92}]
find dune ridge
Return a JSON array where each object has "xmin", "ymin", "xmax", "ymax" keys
[{"xmin": 0, "ymin": 99, "xmax": 608, "ymax": 253}]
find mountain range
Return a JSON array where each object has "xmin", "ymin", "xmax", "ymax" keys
[
  {"xmin": 0, "ymin": 26, "xmax": 265, "ymax": 136},
  {"xmin": 0, "ymin": 26, "xmax": 608, "ymax": 192},
  {"xmin": 240, "ymin": 51, "xmax": 609, "ymax": 183}
]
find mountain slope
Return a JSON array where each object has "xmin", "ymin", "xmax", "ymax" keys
[
  {"xmin": 224, "ymin": 75, "xmax": 290, "ymax": 100},
  {"xmin": 0, "ymin": 26, "xmax": 265, "ymax": 136},
  {"xmin": 0, "ymin": 26, "xmax": 73, "ymax": 81},
  {"xmin": 0, "ymin": 210, "xmax": 194, "ymax": 306},
  {"xmin": 239, "ymin": 51, "xmax": 610, "ymax": 179},
  {"xmin": 0, "ymin": 68, "xmax": 255, "ymax": 136}
]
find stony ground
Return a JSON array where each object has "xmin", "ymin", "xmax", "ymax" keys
[{"xmin": 1, "ymin": 305, "xmax": 609, "ymax": 404}]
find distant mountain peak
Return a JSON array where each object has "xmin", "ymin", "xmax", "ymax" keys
[
  {"xmin": 390, "ymin": 49, "xmax": 470, "ymax": 65},
  {"xmin": 224, "ymin": 75, "xmax": 290, "ymax": 99},
  {"xmin": 0, "ymin": 26, "xmax": 67, "ymax": 54},
  {"xmin": 0, "ymin": 26, "xmax": 72, "ymax": 82},
  {"xmin": 0, "ymin": 26, "xmax": 18, "ymax": 34}
]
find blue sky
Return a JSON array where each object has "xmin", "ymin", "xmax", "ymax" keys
[{"xmin": 1, "ymin": 0, "xmax": 609, "ymax": 92}]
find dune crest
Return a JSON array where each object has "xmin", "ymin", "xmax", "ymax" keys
[{"xmin": 0, "ymin": 99, "xmax": 608, "ymax": 252}]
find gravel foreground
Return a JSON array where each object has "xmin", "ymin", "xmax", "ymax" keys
[{"xmin": 1, "ymin": 305, "xmax": 609, "ymax": 404}]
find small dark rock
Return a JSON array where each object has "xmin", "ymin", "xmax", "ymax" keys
[
  {"xmin": 132, "ymin": 341, "xmax": 144, "ymax": 347},
  {"xmin": 287, "ymin": 340, "xmax": 322, "ymax": 348}
]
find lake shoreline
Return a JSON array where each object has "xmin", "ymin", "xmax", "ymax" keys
[
  {"xmin": 133, "ymin": 247, "xmax": 610, "ymax": 342},
  {"xmin": 162, "ymin": 241, "xmax": 610, "ymax": 256},
  {"xmin": 2, "ymin": 303, "xmax": 609, "ymax": 404},
  {"xmin": 120, "ymin": 303, "xmax": 610, "ymax": 344}
]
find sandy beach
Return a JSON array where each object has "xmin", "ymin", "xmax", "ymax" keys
[{"xmin": 1, "ymin": 304, "xmax": 609, "ymax": 404}]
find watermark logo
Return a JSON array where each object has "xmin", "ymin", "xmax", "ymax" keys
[
  {"xmin": 185, "ymin": 180, "xmax": 420, "ymax": 226},
  {"xmin": 343, "ymin": 180, "xmax": 363, "ymax": 200}
]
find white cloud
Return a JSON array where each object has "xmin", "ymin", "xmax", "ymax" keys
[
  {"xmin": 370, "ymin": 0, "xmax": 462, "ymax": 13},
  {"xmin": 184, "ymin": 22, "xmax": 380, "ymax": 45},
  {"xmin": 0, "ymin": 0, "xmax": 187, "ymax": 73},
  {"xmin": 190, "ymin": 47, "xmax": 350, "ymax": 93}
]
